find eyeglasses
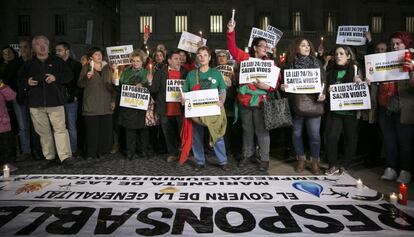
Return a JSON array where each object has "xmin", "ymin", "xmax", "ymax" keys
[{"xmin": 217, "ymin": 55, "xmax": 227, "ymax": 58}]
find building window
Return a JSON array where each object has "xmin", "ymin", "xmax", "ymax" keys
[
  {"xmin": 18, "ymin": 15, "xmax": 30, "ymax": 36},
  {"xmin": 139, "ymin": 14, "xmax": 153, "ymax": 33},
  {"xmin": 292, "ymin": 12, "xmax": 303, "ymax": 35},
  {"xmin": 175, "ymin": 11, "xmax": 187, "ymax": 33},
  {"xmin": 406, "ymin": 16, "xmax": 414, "ymax": 33},
  {"xmin": 326, "ymin": 12, "xmax": 336, "ymax": 36},
  {"xmin": 371, "ymin": 15, "xmax": 383, "ymax": 33},
  {"xmin": 259, "ymin": 13, "xmax": 270, "ymax": 31},
  {"xmin": 210, "ymin": 13, "xmax": 223, "ymax": 33},
  {"xmin": 55, "ymin": 14, "xmax": 66, "ymax": 35}
]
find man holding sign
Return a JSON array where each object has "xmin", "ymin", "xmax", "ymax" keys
[{"xmin": 149, "ymin": 50, "xmax": 187, "ymax": 162}]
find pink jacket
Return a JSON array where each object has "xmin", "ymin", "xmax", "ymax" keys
[{"xmin": 0, "ymin": 85, "xmax": 16, "ymax": 133}]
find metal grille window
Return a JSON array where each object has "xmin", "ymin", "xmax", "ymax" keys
[
  {"xmin": 371, "ymin": 15, "xmax": 383, "ymax": 33},
  {"xmin": 175, "ymin": 12, "xmax": 187, "ymax": 33},
  {"xmin": 326, "ymin": 12, "xmax": 336, "ymax": 35},
  {"xmin": 406, "ymin": 16, "xmax": 414, "ymax": 33},
  {"xmin": 293, "ymin": 12, "xmax": 303, "ymax": 36},
  {"xmin": 259, "ymin": 14, "xmax": 270, "ymax": 31},
  {"xmin": 55, "ymin": 14, "xmax": 66, "ymax": 35},
  {"xmin": 18, "ymin": 15, "xmax": 30, "ymax": 36},
  {"xmin": 210, "ymin": 13, "xmax": 223, "ymax": 33},
  {"xmin": 139, "ymin": 14, "xmax": 153, "ymax": 33}
]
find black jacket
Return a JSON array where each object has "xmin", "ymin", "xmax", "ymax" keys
[
  {"xmin": 19, "ymin": 55, "xmax": 73, "ymax": 108},
  {"xmin": 64, "ymin": 57, "xmax": 82, "ymax": 102}
]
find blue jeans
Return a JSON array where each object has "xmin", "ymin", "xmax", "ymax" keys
[
  {"xmin": 12, "ymin": 100, "xmax": 31, "ymax": 154},
  {"xmin": 64, "ymin": 101, "xmax": 78, "ymax": 153},
  {"xmin": 292, "ymin": 115, "xmax": 321, "ymax": 158},
  {"xmin": 192, "ymin": 123, "xmax": 227, "ymax": 165}
]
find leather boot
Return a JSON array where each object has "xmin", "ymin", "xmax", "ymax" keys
[
  {"xmin": 259, "ymin": 161, "xmax": 269, "ymax": 171},
  {"xmin": 295, "ymin": 156, "xmax": 306, "ymax": 173},
  {"xmin": 311, "ymin": 158, "xmax": 320, "ymax": 175}
]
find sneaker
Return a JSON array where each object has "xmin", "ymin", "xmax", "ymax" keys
[
  {"xmin": 166, "ymin": 155, "xmax": 178, "ymax": 162},
  {"xmin": 39, "ymin": 159, "xmax": 59, "ymax": 170},
  {"xmin": 397, "ymin": 170, "xmax": 412, "ymax": 183},
  {"xmin": 381, "ymin": 167, "xmax": 397, "ymax": 181},
  {"xmin": 325, "ymin": 166, "xmax": 340, "ymax": 175}
]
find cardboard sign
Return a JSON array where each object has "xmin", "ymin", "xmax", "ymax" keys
[
  {"xmin": 216, "ymin": 65, "xmax": 234, "ymax": 87},
  {"xmin": 119, "ymin": 85, "xmax": 150, "ymax": 110},
  {"xmin": 178, "ymin": 31, "xmax": 207, "ymax": 54},
  {"xmin": 239, "ymin": 59, "xmax": 280, "ymax": 88},
  {"xmin": 106, "ymin": 45, "xmax": 134, "ymax": 65},
  {"xmin": 329, "ymin": 82, "xmax": 371, "ymax": 111},
  {"xmin": 183, "ymin": 89, "xmax": 220, "ymax": 118},
  {"xmin": 284, "ymin": 69, "xmax": 322, "ymax": 94},
  {"xmin": 365, "ymin": 50, "xmax": 410, "ymax": 82},
  {"xmin": 266, "ymin": 25, "xmax": 283, "ymax": 46},
  {"xmin": 336, "ymin": 25, "xmax": 369, "ymax": 46},
  {"xmin": 166, "ymin": 79, "xmax": 185, "ymax": 102},
  {"xmin": 248, "ymin": 27, "xmax": 277, "ymax": 52}
]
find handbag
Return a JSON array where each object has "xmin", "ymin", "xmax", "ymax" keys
[
  {"xmin": 292, "ymin": 94, "xmax": 324, "ymax": 117},
  {"xmin": 145, "ymin": 96, "xmax": 160, "ymax": 126},
  {"xmin": 263, "ymin": 91, "xmax": 293, "ymax": 130}
]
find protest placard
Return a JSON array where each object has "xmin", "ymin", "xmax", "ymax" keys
[
  {"xmin": 119, "ymin": 85, "xmax": 150, "ymax": 110},
  {"xmin": 216, "ymin": 65, "xmax": 234, "ymax": 87},
  {"xmin": 184, "ymin": 89, "xmax": 220, "ymax": 118},
  {"xmin": 239, "ymin": 59, "xmax": 280, "ymax": 88},
  {"xmin": 106, "ymin": 45, "xmax": 134, "ymax": 65},
  {"xmin": 248, "ymin": 27, "xmax": 277, "ymax": 52},
  {"xmin": 284, "ymin": 69, "xmax": 322, "ymax": 94},
  {"xmin": 266, "ymin": 25, "xmax": 283, "ymax": 46},
  {"xmin": 166, "ymin": 79, "xmax": 185, "ymax": 102},
  {"xmin": 365, "ymin": 50, "xmax": 410, "ymax": 82},
  {"xmin": 336, "ymin": 25, "xmax": 369, "ymax": 46},
  {"xmin": 330, "ymin": 82, "xmax": 371, "ymax": 111},
  {"xmin": 178, "ymin": 31, "xmax": 207, "ymax": 54}
]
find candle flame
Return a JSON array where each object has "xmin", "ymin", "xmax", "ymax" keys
[
  {"xmin": 4, "ymin": 165, "xmax": 8, "ymax": 169},
  {"xmin": 321, "ymin": 36, "xmax": 324, "ymax": 41}
]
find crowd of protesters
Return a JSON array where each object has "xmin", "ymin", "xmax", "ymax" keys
[{"xmin": 0, "ymin": 18, "xmax": 413, "ymax": 184}]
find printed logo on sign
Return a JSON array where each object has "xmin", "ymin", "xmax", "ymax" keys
[{"xmin": 292, "ymin": 182, "xmax": 323, "ymax": 198}]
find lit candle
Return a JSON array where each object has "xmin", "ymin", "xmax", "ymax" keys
[
  {"xmin": 390, "ymin": 192, "xmax": 398, "ymax": 205},
  {"xmin": 356, "ymin": 179, "xmax": 363, "ymax": 189},
  {"xmin": 3, "ymin": 165, "xmax": 9, "ymax": 179},
  {"xmin": 319, "ymin": 83, "xmax": 325, "ymax": 97},
  {"xmin": 399, "ymin": 183, "xmax": 407, "ymax": 205},
  {"xmin": 244, "ymin": 47, "xmax": 249, "ymax": 53},
  {"xmin": 354, "ymin": 65, "xmax": 358, "ymax": 77},
  {"xmin": 199, "ymin": 31, "xmax": 203, "ymax": 43},
  {"xmin": 147, "ymin": 50, "xmax": 150, "ymax": 56},
  {"xmin": 231, "ymin": 9, "xmax": 236, "ymax": 22},
  {"xmin": 145, "ymin": 25, "xmax": 150, "ymax": 34},
  {"xmin": 320, "ymin": 36, "xmax": 324, "ymax": 45},
  {"xmin": 149, "ymin": 63, "xmax": 153, "ymax": 75},
  {"xmin": 90, "ymin": 60, "xmax": 94, "ymax": 73},
  {"xmin": 113, "ymin": 68, "xmax": 119, "ymax": 86}
]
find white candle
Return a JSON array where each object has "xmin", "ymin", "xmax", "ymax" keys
[
  {"xmin": 390, "ymin": 192, "xmax": 398, "ymax": 205},
  {"xmin": 244, "ymin": 47, "xmax": 249, "ymax": 53},
  {"xmin": 354, "ymin": 65, "xmax": 358, "ymax": 77},
  {"xmin": 231, "ymin": 9, "xmax": 236, "ymax": 22},
  {"xmin": 356, "ymin": 179, "xmax": 363, "ymax": 189},
  {"xmin": 90, "ymin": 60, "xmax": 94, "ymax": 73},
  {"xmin": 319, "ymin": 83, "xmax": 325, "ymax": 97},
  {"xmin": 3, "ymin": 165, "xmax": 10, "ymax": 178}
]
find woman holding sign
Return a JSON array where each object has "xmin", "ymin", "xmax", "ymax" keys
[
  {"xmin": 324, "ymin": 46, "xmax": 362, "ymax": 175},
  {"xmin": 118, "ymin": 49, "xmax": 153, "ymax": 160},
  {"xmin": 226, "ymin": 19, "xmax": 279, "ymax": 171},
  {"xmin": 281, "ymin": 38, "xmax": 326, "ymax": 175},
  {"xmin": 378, "ymin": 32, "xmax": 414, "ymax": 183}
]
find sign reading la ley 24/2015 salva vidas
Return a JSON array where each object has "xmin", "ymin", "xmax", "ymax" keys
[
  {"xmin": 365, "ymin": 50, "xmax": 411, "ymax": 82},
  {"xmin": 330, "ymin": 82, "xmax": 371, "ymax": 111},
  {"xmin": 166, "ymin": 79, "xmax": 185, "ymax": 102},
  {"xmin": 183, "ymin": 88, "xmax": 220, "ymax": 118},
  {"xmin": 106, "ymin": 45, "xmax": 134, "ymax": 65},
  {"xmin": 336, "ymin": 25, "xmax": 369, "ymax": 46},
  {"xmin": 0, "ymin": 174, "xmax": 413, "ymax": 236},
  {"xmin": 284, "ymin": 69, "xmax": 322, "ymax": 94},
  {"xmin": 239, "ymin": 59, "xmax": 280, "ymax": 88},
  {"xmin": 119, "ymin": 85, "xmax": 150, "ymax": 110}
]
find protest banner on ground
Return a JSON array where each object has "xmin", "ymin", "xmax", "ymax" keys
[
  {"xmin": 216, "ymin": 65, "xmax": 234, "ymax": 87},
  {"xmin": 248, "ymin": 27, "xmax": 277, "ymax": 52},
  {"xmin": 183, "ymin": 89, "xmax": 220, "ymax": 118},
  {"xmin": 266, "ymin": 25, "xmax": 283, "ymax": 46},
  {"xmin": 365, "ymin": 50, "xmax": 410, "ymax": 82},
  {"xmin": 166, "ymin": 79, "xmax": 185, "ymax": 102},
  {"xmin": 106, "ymin": 45, "xmax": 133, "ymax": 65},
  {"xmin": 336, "ymin": 25, "xmax": 369, "ymax": 46},
  {"xmin": 284, "ymin": 69, "xmax": 322, "ymax": 94},
  {"xmin": 178, "ymin": 31, "xmax": 207, "ymax": 53},
  {"xmin": 329, "ymin": 82, "xmax": 371, "ymax": 111},
  {"xmin": 119, "ymin": 85, "xmax": 150, "ymax": 110},
  {"xmin": 239, "ymin": 59, "xmax": 280, "ymax": 88}
]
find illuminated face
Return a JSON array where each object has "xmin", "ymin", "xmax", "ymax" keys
[
  {"xmin": 197, "ymin": 49, "xmax": 211, "ymax": 66},
  {"xmin": 168, "ymin": 53, "xmax": 181, "ymax": 70},
  {"xmin": 2, "ymin": 48, "xmax": 15, "ymax": 62},
  {"xmin": 335, "ymin": 47, "xmax": 351, "ymax": 66},
  {"xmin": 216, "ymin": 53, "xmax": 228, "ymax": 65},
  {"xmin": 298, "ymin": 40, "xmax": 311, "ymax": 56},
  {"xmin": 254, "ymin": 40, "xmax": 268, "ymax": 58},
  {"xmin": 179, "ymin": 51, "xmax": 187, "ymax": 65},
  {"xmin": 131, "ymin": 56, "xmax": 143, "ymax": 69},
  {"xmin": 19, "ymin": 41, "xmax": 31, "ymax": 57},
  {"xmin": 90, "ymin": 51, "xmax": 102, "ymax": 63},
  {"xmin": 32, "ymin": 38, "xmax": 49, "ymax": 56},
  {"xmin": 55, "ymin": 45, "xmax": 69, "ymax": 60},
  {"xmin": 375, "ymin": 43, "xmax": 387, "ymax": 53},
  {"xmin": 390, "ymin": 38, "xmax": 406, "ymax": 51},
  {"xmin": 155, "ymin": 51, "xmax": 164, "ymax": 63}
]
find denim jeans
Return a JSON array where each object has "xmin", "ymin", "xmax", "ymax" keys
[
  {"xmin": 12, "ymin": 100, "xmax": 31, "ymax": 154},
  {"xmin": 160, "ymin": 115, "xmax": 182, "ymax": 156},
  {"xmin": 292, "ymin": 115, "xmax": 321, "ymax": 158},
  {"xmin": 192, "ymin": 123, "xmax": 227, "ymax": 165},
  {"xmin": 64, "ymin": 101, "xmax": 78, "ymax": 153}
]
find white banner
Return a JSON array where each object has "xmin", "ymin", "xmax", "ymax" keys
[
  {"xmin": 119, "ymin": 85, "xmax": 150, "ymax": 110},
  {"xmin": 284, "ymin": 69, "xmax": 322, "ymax": 94},
  {"xmin": 336, "ymin": 25, "xmax": 369, "ymax": 46},
  {"xmin": 365, "ymin": 50, "xmax": 410, "ymax": 82},
  {"xmin": 248, "ymin": 27, "xmax": 277, "ymax": 52},
  {"xmin": 184, "ymin": 89, "xmax": 220, "ymax": 118},
  {"xmin": 166, "ymin": 79, "xmax": 185, "ymax": 102},
  {"xmin": 266, "ymin": 25, "xmax": 283, "ymax": 46},
  {"xmin": 178, "ymin": 31, "xmax": 207, "ymax": 54},
  {"xmin": 106, "ymin": 45, "xmax": 134, "ymax": 66},
  {"xmin": 330, "ymin": 82, "xmax": 371, "ymax": 111},
  {"xmin": 239, "ymin": 59, "xmax": 280, "ymax": 88}
]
